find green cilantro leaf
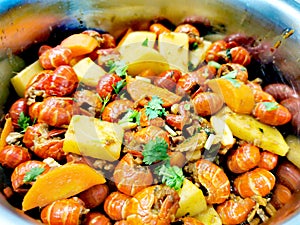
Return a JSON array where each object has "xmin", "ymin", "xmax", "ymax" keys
[
  {"xmin": 184, "ymin": 103, "xmax": 191, "ymax": 111},
  {"xmin": 155, "ymin": 163, "xmax": 184, "ymax": 190},
  {"xmin": 208, "ymin": 61, "xmax": 222, "ymax": 69},
  {"xmin": 108, "ymin": 60, "xmax": 128, "ymax": 78},
  {"xmin": 222, "ymin": 70, "xmax": 238, "ymax": 79},
  {"xmin": 221, "ymin": 71, "xmax": 242, "ymax": 88},
  {"xmin": 191, "ymin": 42, "xmax": 199, "ymax": 50},
  {"xmin": 142, "ymin": 38, "xmax": 149, "ymax": 47},
  {"xmin": 112, "ymin": 79, "xmax": 127, "ymax": 94},
  {"xmin": 142, "ymin": 137, "xmax": 185, "ymax": 190},
  {"xmin": 142, "ymin": 137, "xmax": 169, "ymax": 165},
  {"xmin": 226, "ymin": 48, "xmax": 232, "ymax": 61},
  {"xmin": 145, "ymin": 96, "xmax": 167, "ymax": 120},
  {"xmin": 262, "ymin": 102, "xmax": 279, "ymax": 111},
  {"xmin": 119, "ymin": 109, "xmax": 141, "ymax": 125},
  {"xmin": 188, "ymin": 61, "xmax": 197, "ymax": 71},
  {"xmin": 18, "ymin": 112, "xmax": 32, "ymax": 132},
  {"xmin": 128, "ymin": 110, "xmax": 141, "ymax": 125},
  {"xmin": 106, "ymin": 60, "xmax": 115, "ymax": 70},
  {"xmin": 23, "ymin": 167, "xmax": 45, "ymax": 183},
  {"xmin": 99, "ymin": 95, "xmax": 110, "ymax": 113}
]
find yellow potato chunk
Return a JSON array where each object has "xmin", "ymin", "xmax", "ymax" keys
[
  {"xmin": 194, "ymin": 205, "xmax": 222, "ymax": 225},
  {"xmin": 73, "ymin": 57, "xmax": 106, "ymax": 87},
  {"xmin": 216, "ymin": 107, "xmax": 289, "ymax": 156},
  {"xmin": 119, "ymin": 45, "xmax": 169, "ymax": 75},
  {"xmin": 118, "ymin": 31, "xmax": 156, "ymax": 48},
  {"xmin": 158, "ymin": 32, "xmax": 189, "ymax": 72},
  {"xmin": 189, "ymin": 40, "xmax": 212, "ymax": 68},
  {"xmin": 63, "ymin": 115, "xmax": 124, "ymax": 161},
  {"xmin": 286, "ymin": 135, "xmax": 300, "ymax": 169},
  {"xmin": 10, "ymin": 60, "xmax": 43, "ymax": 97},
  {"xmin": 176, "ymin": 178, "xmax": 207, "ymax": 218}
]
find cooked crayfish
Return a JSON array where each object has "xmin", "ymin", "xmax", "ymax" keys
[
  {"xmin": 252, "ymin": 102, "xmax": 291, "ymax": 126},
  {"xmin": 234, "ymin": 168, "xmax": 276, "ymax": 198},
  {"xmin": 102, "ymin": 99, "xmax": 134, "ymax": 123},
  {"xmin": 79, "ymin": 183, "xmax": 109, "ymax": 209},
  {"xmin": 23, "ymin": 123, "xmax": 66, "ymax": 161},
  {"xmin": 8, "ymin": 98, "xmax": 28, "ymax": 129},
  {"xmin": 11, "ymin": 160, "xmax": 50, "ymax": 193},
  {"xmin": 28, "ymin": 97, "xmax": 73, "ymax": 127},
  {"xmin": 113, "ymin": 153, "xmax": 153, "ymax": 196},
  {"xmin": 25, "ymin": 65, "xmax": 78, "ymax": 104},
  {"xmin": 124, "ymin": 185, "xmax": 180, "ymax": 225},
  {"xmin": 104, "ymin": 191, "xmax": 131, "ymax": 221},
  {"xmin": 73, "ymin": 89, "xmax": 103, "ymax": 117},
  {"xmin": 258, "ymin": 151, "xmax": 278, "ymax": 171},
  {"xmin": 227, "ymin": 143, "xmax": 261, "ymax": 174},
  {"xmin": 39, "ymin": 45, "xmax": 73, "ymax": 69},
  {"xmin": 40, "ymin": 197, "xmax": 88, "ymax": 225},
  {"xmin": 0, "ymin": 145, "xmax": 31, "ymax": 169},
  {"xmin": 216, "ymin": 196, "xmax": 256, "ymax": 225},
  {"xmin": 194, "ymin": 159, "xmax": 230, "ymax": 204},
  {"xmin": 83, "ymin": 212, "xmax": 112, "ymax": 225}
]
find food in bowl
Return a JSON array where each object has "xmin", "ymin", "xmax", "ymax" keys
[{"xmin": 0, "ymin": 15, "xmax": 300, "ymax": 225}]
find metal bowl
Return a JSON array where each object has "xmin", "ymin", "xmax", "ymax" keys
[{"xmin": 0, "ymin": 0, "xmax": 300, "ymax": 224}]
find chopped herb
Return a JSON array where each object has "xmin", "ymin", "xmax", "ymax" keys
[
  {"xmin": 226, "ymin": 48, "xmax": 232, "ymax": 61},
  {"xmin": 155, "ymin": 163, "xmax": 184, "ymax": 190},
  {"xmin": 106, "ymin": 60, "xmax": 114, "ymax": 70},
  {"xmin": 108, "ymin": 60, "xmax": 128, "ymax": 78},
  {"xmin": 142, "ymin": 137, "xmax": 169, "ymax": 165},
  {"xmin": 99, "ymin": 95, "xmax": 110, "ymax": 113},
  {"xmin": 142, "ymin": 137, "xmax": 185, "ymax": 190},
  {"xmin": 198, "ymin": 126, "xmax": 214, "ymax": 136},
  {"xmin": 119, "ymin": 109, "xmax": 141, "ymax": 125},
  {"xmin": 18, "ymin": 112, "xmax": 32, "ymax": 132},
  {"xmin": 188, "ymin": 61, "xmax": 197, "ymax": 71},
  {"xmin": 130, "ymin": 110, "xmax": 141, "ymax": 125},
  {"xmin": 145, "ymin": 96, "xmax": 167, "ymax": 120},
  {"xmin": 240, "ymin": 66, "xmax": 247, "ymax": 71},
  {"xmin": 142, "ymin": 38, "xmax": 149, "ymax": 47},
  {"xmin": 191, "ymin": 42, "xmax": 199, "ymax": 50},
  {"xmin": 184, "ymin": 103, "xmax": 191, "ymax": 111},
  {"xmin": 119, "ymin": 92, "xmax": 127, "ymax": 100},
  {"xmin": 221, "ymin": 72, "xmax": 241, "ymax": 88},
  {"xmin": 208, "ymin": 61, "xmax": 222, "ymax": 69},
  {"xmin": 112, "ymin": 79, "xmax": 127, "ymax": 94},
  {"xmin": 23, "ymin": 167, "xmax": 45, "ymax": 183},
  {"xmin": 227, "ymin": 79, "xmax": 242, "ymax": 88},
  {"xmin": 262, "ymin": 102, "xmax": 279, "ymax": 111},
  {"xmin": 259, "ymin": 127, "xmax": 264, "ymax": 133},
  {"xmin": 222, "ymin": 70, "xmax": 238, "ymax": 79}
]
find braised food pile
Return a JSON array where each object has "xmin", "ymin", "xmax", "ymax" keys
[{"xmin": 1, "ymin": 16, "xmax": 300, "ymax": 225}]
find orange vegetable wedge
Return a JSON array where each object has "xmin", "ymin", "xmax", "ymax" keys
[
  {"xmin": 61, "ymin": 33, "xmax": 98, "ymax": 57},
  {"xmin": 22, "ymin": 163, "xmax": 105, "ymax": 211},
  {"xmin": 207, "ymin": 78, "xmax": 255, "ymax": 114},
  {"xmin": 0, "ymin": 117, "xmax": 13, "ymax": 151}
]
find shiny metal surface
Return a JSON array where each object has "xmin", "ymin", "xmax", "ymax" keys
[{"xmin": 0, "ymin": 0, "xmax": 300, "ymax": 224}]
